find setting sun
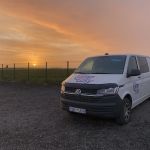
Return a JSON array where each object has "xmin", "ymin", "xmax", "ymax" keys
[{"xmin": 33, "ymin": 63, "xmax": 37, "ymax": 67}]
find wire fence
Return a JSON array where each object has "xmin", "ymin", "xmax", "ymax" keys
[{"xmin": 0, "ymin": 61, "xmax": 79, "ymax": 84}]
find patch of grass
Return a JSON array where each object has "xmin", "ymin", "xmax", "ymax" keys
[{"xmin": 0, "ymin": 68, "xmax": 75, "ymax": 85}]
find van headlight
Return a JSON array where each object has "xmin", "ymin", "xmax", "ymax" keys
[
  {"xmin": 97, "ymin": 87, "xmax": 119, "ymax": 96},
  {"xmin": 61, "ymin": 84, "xmax": 65, "ymax": 94}
]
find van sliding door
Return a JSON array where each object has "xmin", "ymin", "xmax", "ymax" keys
[{"xmin": 137, "ymin": 57, "xmax": 150, "ymax": 99}]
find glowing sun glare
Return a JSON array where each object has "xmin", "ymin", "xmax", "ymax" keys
[{"xmin": 33, "ymin": 63, "xmax": 37, "ymax": 67}]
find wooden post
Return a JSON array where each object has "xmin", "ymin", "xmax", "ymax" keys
[
  {"xmin": 1, "ymin": 64, "xmax": 3, "ymax": 79},
  {"xmin": 28, "ymin": 62, "xmax": 30, "ymax": 81},
  {"xmin": 45, "ymin": 62, "xmax": 48, "ymax": 83},
  {"xmin": 67, "ymin": 61, "xmax": 69, "ymax": 76},
  {"xmin": 13, "ymin": 64, "xmax": 16, "ymax": 81}
]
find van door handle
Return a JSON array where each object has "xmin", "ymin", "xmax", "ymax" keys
[{"xmin": 138, "ymin": 76, "xmax": 141, "ymax": 79}]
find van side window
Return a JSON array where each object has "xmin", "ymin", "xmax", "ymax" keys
[
  {"xmin": 137, "ymin": 57, "xmax": 149, "ymax": 73},
  {"xmin": 127, "ymin": 56, "xmax": 138, "ymax": 74}
]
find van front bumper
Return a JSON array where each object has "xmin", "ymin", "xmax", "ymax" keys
[{"xmin": 60, "ymin": 94, "xmax": 124, "ymax": 118}]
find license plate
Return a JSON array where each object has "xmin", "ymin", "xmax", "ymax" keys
[{"xmin": 69, "ymin": 106, "xmax": 86, "ymax": 114}]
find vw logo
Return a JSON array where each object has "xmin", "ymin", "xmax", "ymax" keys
[{"xmin": 75, "ymin": 89, "xmax": 82, "ymax": 95}]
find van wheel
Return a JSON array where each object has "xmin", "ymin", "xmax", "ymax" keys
[{"xmin": 116, "ymin": 98, "xmax": 132, "ymax": 125}]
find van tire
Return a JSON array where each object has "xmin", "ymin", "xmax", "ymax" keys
[{"xmin": 116, "ymin": 98, "xmax": 132, "ymax": 125}]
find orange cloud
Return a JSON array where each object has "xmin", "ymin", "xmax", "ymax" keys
[{"xmin": 0, "ymin": 0, "xmax": 150, "ymax": 67}]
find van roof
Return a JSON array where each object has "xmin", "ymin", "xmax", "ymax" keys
[{"xmin": 91, "ymin": 54, "xmax": 150, "ymax": 58}]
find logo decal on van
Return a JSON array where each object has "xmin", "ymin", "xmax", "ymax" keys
[
  {"xmin": 133, "ymin": 83, "xmax": 139, "ymax": 93},
  {"xmin": 74, "ymin": 75, "xmax": 95, "ymax": 84},
  {"xmin": 75, "ymin": 89, "xmax": 82, "ymax": 95}
]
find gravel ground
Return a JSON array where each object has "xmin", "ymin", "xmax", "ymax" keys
[{"xmin": 0, "ymin": 83, "xmax": 149, "ymax": 150}]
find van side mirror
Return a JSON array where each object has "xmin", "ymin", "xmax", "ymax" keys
[{"xmin": 127, "ymin": 69, "xmax": 141, "ymax": 78}]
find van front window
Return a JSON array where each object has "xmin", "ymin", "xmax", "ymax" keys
[{"xmin": 75, "ymin": 56, "xmax": 126, "ymax": 74}]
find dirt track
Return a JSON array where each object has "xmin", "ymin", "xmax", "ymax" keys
[{"xmin": 0, "ymin": 83, "xmax": 149, "ymax": 150}]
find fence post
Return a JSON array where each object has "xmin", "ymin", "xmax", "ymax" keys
[
  {"xmin": 28, "ymin": 62, "xmax": 30, "ymax": 81},
  {"xmin": 67, "ymin": 61, "xmax": 69, "ymax": 76},
  {"xmin": 45, "ymin": 62, "xmax": 48, "ymax": 83},
  {"xmin": 13, "ymin": 64, "xmax": 16, "ymax": 81},
  {"xmin": 1, "ymin": 64, "xmax": 3, "ymax": 80}
]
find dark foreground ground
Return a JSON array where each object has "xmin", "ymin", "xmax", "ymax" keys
[{"xmin": 0, "ymin": 83, "xmax": 149, "ymax": 150}]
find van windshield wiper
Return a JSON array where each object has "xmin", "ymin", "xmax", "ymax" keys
[
  {"xmin": 74, "ymin": 72, "xmax": 112, "ymax": 74},
  {"xmin": 90, "ymin": 72, "xmax": 111, "ymax": 74},
  {"xmin": 74, "ymin": 72, "xmax": 90, "ymax": 74}
]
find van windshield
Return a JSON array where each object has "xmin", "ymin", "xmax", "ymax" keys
[{"xmin": 75, "ymin": 56, "xmax": 126, "ymax": 74}]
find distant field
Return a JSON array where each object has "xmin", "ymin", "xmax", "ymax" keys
[{"xmin": 0, "ymin": 68, "xmax": 75, "ymax": 85}]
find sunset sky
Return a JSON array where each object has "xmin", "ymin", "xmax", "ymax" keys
[{"xmin": 0, "ymin": 0, "xmax": 150, "ymax": 67}]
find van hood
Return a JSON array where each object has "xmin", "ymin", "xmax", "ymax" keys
[{"xmin": 64, "ymin": 73, "xmax": 124, "ymax": 85}]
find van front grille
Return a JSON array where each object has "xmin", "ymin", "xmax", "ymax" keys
[{"xmin": 65, "ymin": 87, "xmax": 97, "ymax": 95}]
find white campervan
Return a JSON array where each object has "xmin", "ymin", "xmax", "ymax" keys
[{"xmin": 60, "ymin": 54, "xmax": 150, "ymax": 124}]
